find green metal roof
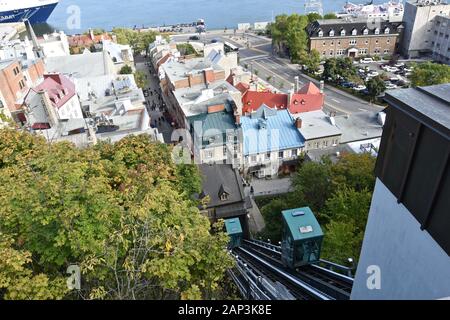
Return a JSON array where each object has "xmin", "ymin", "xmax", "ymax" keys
[
  {"xmin": 188, "ymin": 109, "xmax": 237, "ymax": 136},
  {"xmin": 282, "ymin": 207, "xmax": 323, "ymax": 241},
  {"xmin": 225, "ymin": 218, "xmax": 242, "ymax": 235}
]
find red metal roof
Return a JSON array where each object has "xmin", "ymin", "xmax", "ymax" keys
[
  {"xmin": 34, "ymin": 74, "xmax": 76, "ymax": 109},
  {"xmin": 242, "ymin": 91, "xmax": 288, "ymax": 114},
  {"xmin": 289, "ymin": 82, "xmax": 324, "ymax": 114}
]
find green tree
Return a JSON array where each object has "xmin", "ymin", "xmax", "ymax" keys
[
  {"xmin": 299, "ymin": 49, "xmax": 321, "ymax": 72},
  {"xmin": 410, "ymin": 62, "xmax": 450, "ymax": 87},
  {"xmin": 307, "ymin": 12, "xmax": 322, "ymax": 23},
  {"xmin": 177, "ymin": 43, "xmax": 197, "ymax": 56},
  {"xmin": 119, "ymin": 65, "xmax": 133, "ymax": 75},
  {"xmin": 366, "ymin": 76, "xmax": 386, "ymax": 101},
  {"xmin": 331, "ymin": 153, "xmax": 376, "ymax": 192},
  {"xmin": 0, "ymin": 130, "xmax": 233, "ymax": 300},
  {"xmin": 323, "ymin": 13, "xmax": 338, "ymax": 19},
  {"xmin": 112, "ymin": 28, "xmax": 158, "ymax": 55},
  {"xmin": 134, "ymin": 71, "xmax": 148, "ymax": 89},
  {"xmin": 323, "ymin": 57, "xmax": 357, "ymax": 83}
]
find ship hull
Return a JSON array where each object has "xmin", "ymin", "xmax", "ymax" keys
[{"xmin": 0, "ymin": 2, "xmax": 58, "ymax": 24}]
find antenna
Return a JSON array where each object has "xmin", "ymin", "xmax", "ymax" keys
[{"xmin": 304, "ymin": 0, "xmax": 324, "ymax": 16}]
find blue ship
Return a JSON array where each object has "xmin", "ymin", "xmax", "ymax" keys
[{"xmin": 0, "ymin": 0, "xmax": 59, "ymax": 24}]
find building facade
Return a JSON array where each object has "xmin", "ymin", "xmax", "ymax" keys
[
  {"xmin": 307, "ymin": 18, "xmax": 404, "ymax": 59},
  {"xmin": 401, "ymin": 0, "xmax": 450, "ymax": 58},
  {"xmin": 430, "ymin": 14, "xmax": 450, "ymax": 63},
  {"xmin": 352, "ymin": 84, "xmax": 450, "ymax": 300}
]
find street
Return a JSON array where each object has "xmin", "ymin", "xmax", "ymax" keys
[{"xmin": 171, "ymin": 31, "xmax": 386, "ymax": 116}]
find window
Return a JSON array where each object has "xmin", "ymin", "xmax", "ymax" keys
[
  {"xmin": 384, "ymin": 49, "xmax": 390, "ymax": 54},
  {"xmin": 338, "ymin": 40, "xmax": 341, "ymax": 45},
  {"xmin": 251, "ymin": 155, "xmax": 257, "ymax": 163},
  {"xmin": 340, "ymin": 29, "xmax": 346, "ymax": 36},
  {"xmin": 292, "ymin": 149, "xmax": 298, "ymax": 157},
  {"xmin": 363, "ymin": 28, "xmax": 369, "ymax": 35},
  {"xmin": 387, "ymin": 39, "xmax": 390, "ymax": 44},
  {"xmin": 330, "ymin": 41, "xmax": 334, "ymax": 46},
  {"xmin": 352, "ymin": 28, "xmax": 357, "ymax": 36},
  {"xmin": 329, "ymin": 30, "xmax": 335, "ymax": 37},
  {"xmin": 349, "ymin": 39, "xmax": 357, "ymax": 45},
  {"xmin": 374, "ymin": 28, "xmax": 380, "ymax": 35},
  {"xmin": 323, "ymin": 41, "xmax": 326, "ymax": 46},
  {"xmin": 278, "ymin": 151, "xmax": 284, "ymax": 159},
  {"xmin": 365, "ymin": 40, "xmax": 369, "ymax": 45},
  {"xmin": 375, "ymin": 39, "xmax": 379, "ymax": 44},
  {"xmin": 329, "ymin": 50, "xmax": 334, "ymax": 56},
  {"xmin": 384, "ymin": 27, "xmax": 390, "ymax": 34},
  {"xmin": 265, "ymin": 153, "xmax": 271, "ymax": 161},
  {"xmin": 318, "ymin": 30, "xmax": 323, "ymax": 37},
  {"xmin": 205, "ymin": 150, "xmax": 213, "ymax": 159},
  {"xmin": 223, "ymin": 146, "xmax": 227, "ymax": 156}
]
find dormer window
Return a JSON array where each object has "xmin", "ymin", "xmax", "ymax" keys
[
  {"xmin": 218, "ymin": 184, "xmax": 230, "ymax": 201},
  {"xmin": 352, "ymin": 28, "xmax": 357, "ymax": 36},
  {"xmin": 318, "ymin": 30, "xmax": 323, "ymax": 37},
  {"xmin": 341, "ymin": 29, "xmax": 346, "ymax": 36},
  {"xmin": 384, "ymin": 27, "xmax": 390, "ymax": 34},
  {"xmin": 363, "ymin": 28, "xmax": 369, "ymax": 35},
  {"xmin": 329, "ymin": 29, "xmax": 335, "ymax": 37},
  {"xmin": 375, "ymin": 28, "xmax": 380, "ymax": 35}
]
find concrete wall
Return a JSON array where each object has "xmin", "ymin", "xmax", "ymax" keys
[
  {"xmin": 402, "ymin": 2, "xmax": 450, "ymax": 57},
  {"xmin": 430, "ymin": 15, "xmax": 450, "ymax": 64},
  {"xmin": 351, "ymin": 179, "xmax": 450, "ymax": 300},
  {"xmin": 304, "ymin": 135, "xmax": 341, "ymax": 152}
]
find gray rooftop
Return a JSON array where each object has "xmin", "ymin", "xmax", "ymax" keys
[
  {"xmin": 384, "ymin": 84, "xmax": 450, "ymax": 135},
  {"xmin": 162, "ymin": 57, "xmax": 223, "ymax": 83},
  {"xmin": 335, "ymin": 111, "xmax": 384, "ymax": 143},
  {"xmin": 0, "ymin": 58, "xmax": 14, "ymax": 70},
  {"xmin": 45, "ymin": 51, "xmax": 115, "ymax": 78},
  {"xmin": 292, "ymin": 110, "xmax": 342, "ymax": 141}
]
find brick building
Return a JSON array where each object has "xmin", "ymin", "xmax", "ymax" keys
[
  {"xmin": 307, "ymin": 18, "xmax": 404, "ymax": 59},
  {"xmin": 0, "ymin": 58, "xmax": 45, "ymax": 119}
]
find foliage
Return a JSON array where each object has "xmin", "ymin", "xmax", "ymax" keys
[
  {"xmin": 410, "ymin": 62, "xmax": 450, "ymax": 87},
  {"xmin": 177, "ymin": 43, "xmax": 197, "ymax": 56},
  {"xmin": 0, "ymin": 130, "xmax": 233, "ymax": 300},
  {"xmin": 299, "ymin": 49, "xmax": 321, "ymax": 72},
  {"xmin": 269, "ymin": 14, "xmax": 310, "ymax": 62},
  {"xmin": 323, "ymin": 13, "xmax": 338, "ymax": 19},
  {"xmin": 84, "ymin": 28, "xmax": 106, "ymax": 36},
  {"xmin": 119, "ymin": 65, "xmax": 133, "ymax": 75},
  {"xmin": 323, "ymin": 57, "xmax": 357, "ymax": 83},
  {"xmin": 258, "ymin": 153, "xmax": 376, "ymax": 265},
  {"xmin": 307, "ymin": 13, "xmax": 322, "ymax": 23},
  {"xmin": 112, "ymin": 28, "xmax": 158, "ymax": 55},
  {"xmin": 134, "ymin": 71, "xmax": 148, "ymax": 89},
  {"xmin": 366, "ymin": 76, "xmax": 386, "ymax": 100}
]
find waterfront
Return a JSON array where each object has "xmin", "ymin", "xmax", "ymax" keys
[{"xmin": 47, "ymin": 0, "xmax": 390, "ymax": 34}]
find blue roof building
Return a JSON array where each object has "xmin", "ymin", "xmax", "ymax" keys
[
  {"xmin": 241, "ymin": 105, "xmax": 305, "ymax": 156},
  {"xmin": 241, "ymin": 105, "xmax": 305, "ymax": 178}
]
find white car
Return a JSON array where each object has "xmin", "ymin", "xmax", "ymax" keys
[
  {"xmin": 394, "ymin": 62, "xmax": 405, "ymax": 68},
  {"xmin": 353, "ymin": 85, "xmax": 367, "ymax": 91},
  {"xmin": 385, "ymin": 82, "xmax": 397, "ymax": 90},
  {"xmin": 368, "ymin": 71, "xmax": 380, "ymax": 77},
  {"xmin": 386, "ymin": 66, "xmax": 399, "ymax": 73},
  {"xmin": 360, "ymin": 58, "xmax": 374, "ymax": 64}
]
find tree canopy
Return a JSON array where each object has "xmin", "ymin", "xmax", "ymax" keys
[
  {"xmin": 257, "ymin": 153, "xmax": 376, "ymax": 265},
  {"xmin": 112, "ymin": 28, "xmax": 159, "ymax": 55},
  {"xmin": 410, "ymin": 62, "xmax": 450, "ymax": 87},
  {"xmin": 0, "ymin": 129, "xmax": 232, "ymax": 300}
]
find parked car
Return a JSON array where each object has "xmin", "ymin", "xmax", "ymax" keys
[
  {"xmin": 368, "ymin": 71, "xmax": 380, "ymax": 77},
  {"xmin": 386, "ymin": 66, "xmax": 399, "ymax": 73},
  {"xmin": 341, "ymin": 82, "xmax": 355, "ymax": 88},
  {"xmin": 394, "ymin": 62, "xmax": 405, "ymax": 68},
  {"xmin": 189, "ymin": 35, "xmax": 200, "ymax": 40},
  {"xmin": 360, "ymin": 58, "xmax": 374, "ymax": 64},
  {"xmin": 353, "ymin": 85, "xmax": 367, "ymax": 91},
  {"xmin": 385, "ymin": 82, "xmax": 398, "ymax": 90}
]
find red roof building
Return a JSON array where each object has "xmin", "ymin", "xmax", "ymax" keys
[
  {"xmin": 34, "ymin": 74, "xmax": 76, "ymax": 109},
  {"xmin": 242, "ymin": 91, "xmax": 288, "ymax": 114},
  {"xmin": 289, "ymin": 82, "xmax": 324, "ymax": 114}
]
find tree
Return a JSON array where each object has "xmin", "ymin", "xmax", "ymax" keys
[
  {"xmin": 323, "ymin": 13, "xmax": 338, "ymax": 19},
  {"xmin": 331, "ymin": 153, "xmax": 376, "ymax": 192},
  {"xmin": 299, "ymin": 49, "xmax": 321, "ymax": 72},
  {"xmin": 134, "ymin": 71, "xmax": 148, "ymax": 89},
  {"xmin": 0, "ymin": 130, "xmax": 233, "ymax": 300},
  {"xmin": 119, "ymin": 65, "xmax": 133, "ymax": 75},
  {"xmin": 177, "ymin": 43, "xmax": 197, "ymax": 56},
  {"xmin": 366, "ymin": 76, "xmax": 386, "ymax": 101},
  {"xmin": 112, "ymin": 28, "xmax": 158, "ymax": 55},
  {"xmin": 292, "ymin": 159, "xmax": 333, "ymax": 212},
  {"xmin": 323, "ymin": 57, "xmax": 357, "ymax": 83},
  {"xmin": 307, "ymin": 12, "xmax": 322, "ymax": 23},
  {"xmin": 410, "ymin": 62, "xmax": 450, "ymax": 87}
]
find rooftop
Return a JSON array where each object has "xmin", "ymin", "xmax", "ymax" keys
[
  {"xmin": 334, "ymin": 111, "xmax": 385, "ymax": 143},
  {"xmin": 34, "ymin": 74, "xmax": 76, "ymax": 109},
  {"xmin": 45, "ymin": 51, "xmax": 115, "ymax": 78},
  {"xmin": 292, "ymin": 110, "xmax": 342, "ymax": 141},
  {"xmin": 384, "ymin": 84, "xmax": 450, "ymax": 136},
  {"xmin": 162, "ymin": 57, "xmax": 222, "ymax": 83},
  {"xmin": 241, "ymin": 105, "xmax": 305, "ymax": 155},
  {"xmin": 243, "ymin": 90, "xmax": 288, "ymax": 113},
  {"xmin": 282, "ymin": 207, "xmax": 324, "ymax": 241},
  {"xmin": 188, "ymin": 104, "xmax": 238, "ymax": 139}
]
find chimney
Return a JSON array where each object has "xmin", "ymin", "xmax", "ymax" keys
[
  {"xmin": 295, "ymin": 117, "xmax": 302, "ymax": 129},
  {"xmin": 320, "ymin": 80, "xmax": 325, "ymax": 93},
  {"xmin": 294, "ymin": 76, "xmax": 299, "ymax": 93},
  {"xmin": 288, "ymin": 83, "xmax": 295, "ymax": 107}
]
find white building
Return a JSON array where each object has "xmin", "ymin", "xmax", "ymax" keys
[
  {"xmin": 401, "ymin": 0, "xmax": 450, "ymax": 58},
  {"xmin": 102, "ymin": 39, "xmax": 134, "ymax": 72}
]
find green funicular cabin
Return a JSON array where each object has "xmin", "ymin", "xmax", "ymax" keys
[
  {"xmin": 225, "ymin": 218, "xmax": 243, "ymax": 249},
  {"xmin": 281, "ymin": 207, "xmax": 324, "ymax": 269}
]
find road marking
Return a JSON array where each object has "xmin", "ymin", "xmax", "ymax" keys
[
  {"xmin": 359, "ymin": 108, "xmax": 368, "ymax": 112},
  {"xmin": 331, "ymin": 98, "xmax": 341, "ymax": 104}
]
